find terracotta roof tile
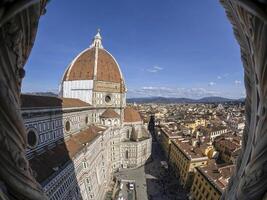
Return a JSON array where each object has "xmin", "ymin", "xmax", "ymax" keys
[
  {"xmin": 97, "ymin": 49, "xmax": 121, "ymax": 83},
  {"xmin": 21, "ymin": 94, "xmax": 90, "ymax": 109},
  {"xmin": 65, "ymin": 48, "xmax": 95, "ymax": 81},
  {"xmin": 62, "ymin": 98, "xmax": 90, "ymax": 108},
  {"xmin": 100, "ymin": 108, "xmax": 120, "ymax": 118},
  {"xmin": 29, "ymin": 125, "xmax": 104, "ymax": 183},
  {"xmin": 124, "ymin": 106, "xmax": 142, "ymax": 122},
  {"xmin": 29, "ymin": 143, "xmax": 70, "ymax": 183},
  {"xmin": 197, "ymin": 161, "xmax": 235, "ymax": 192},
  {"xmin": 63, "ymin": 48, "xmax": 122, "ymax": 83}
]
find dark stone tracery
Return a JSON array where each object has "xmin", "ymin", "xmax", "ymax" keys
[
  {"xmin": 0, "ymin": 1, "xmax": 47, "ymax": 200},
  {"xmin": 0, "ymin": 0, "xmax": 267, "ymax": 199},
  {"xmin": 220, "ymin": 0, "xmax": 267, "ymax": 199}
]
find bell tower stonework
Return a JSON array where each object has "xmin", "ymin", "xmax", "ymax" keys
[{"xmin": 0, "ymin": 1, "xmax": 267, "ymax": 200}]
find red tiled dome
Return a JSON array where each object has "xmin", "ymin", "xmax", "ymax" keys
[
  {"xmin": 63, "ymin": 48, "xmax": 122, "ymax": 83},
  {"xmin": 124, "ymin": 106, "xmax": 142, "ymax": 122},
  {"xmin": 101, "ymin": 108, "xmax": 120, "ymax": 118}
]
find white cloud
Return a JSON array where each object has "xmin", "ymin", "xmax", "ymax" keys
[
  {"xmin": 208, "ymin": 82, "xmax": 216, "ymax": 86},
  {"xmin": 154, "ymin": 66, "xmax": 163, "ymax": 70},
  {"xmin": 142, "ymin": 86, "xmax": 171, "ymax": 91},
  {"xmin": 146, "ymin": 65, "xmax": 163, "ymax": 73},
  {"xmin": 235, "ymin": 80, "xmax": 241, "ymax": 85},
  {"xmin": 216, "ymin": 73, "xmax": 229, "ymax": 80}
]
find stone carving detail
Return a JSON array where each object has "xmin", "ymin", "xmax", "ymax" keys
[
  {"xmin": 0, "ymin": 1, "xmax": 47, "ymax": 200},
  {"xmin": 0, "ymin": 0, "xmax": 266, "ymax": 199},
  {"xmin": 220, "ymin": 0, "xmax": 267, "ymax": 199}
]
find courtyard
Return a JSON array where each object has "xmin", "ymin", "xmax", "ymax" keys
[{"xmin": 114, "ymin": 140, "xmax": 188, "ymax": 200}]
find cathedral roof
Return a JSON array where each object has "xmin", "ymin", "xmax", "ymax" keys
[
  {"xmin": 29, "ymin": 125, "xmax": 105, "ymax": 183},
  {"xmin": 130, "ymin": 125, "xmax": 150, "ymax": 141},
  {"xmin": 62, "ymin": 30, "xmax": 124, "ymax": 84},
  {"xmin": 21, "ymin": 94, "xmax": 90, "ymax": 109},
  {"xmin": 100, "ymin": 108, "xmax": 120, "ymax": 118},
  {"xmin": 124, "ymin": 106, "xmax": 142, "ymax": 122}
]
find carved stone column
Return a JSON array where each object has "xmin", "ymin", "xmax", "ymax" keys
[
  {"xmin": 220, "ymin": 0, "xmax": 267, "ymax": 199},
  {"xmin": 0, "ymin": 1, "xmax": 47, "ymax": 200}
]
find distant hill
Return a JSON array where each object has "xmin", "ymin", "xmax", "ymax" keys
[
  {"xmin": 197, "ymin": 97, "xmax": 237, "ymax": 103},
  {"xmin": 24, "ymin": 92, "xmax": 58, "ymax": 97},
  {"xmin": 127, "ymin": 96, "xmax": 245, "ymax": 104},
  {"xmin": 23, "ymin": 93, "xmax": 244, "ymax": 104}
]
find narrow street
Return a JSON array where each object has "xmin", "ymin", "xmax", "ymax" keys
[{"xmin": 115, "ymin": 138, "xmax": 188, "ymax": 200}]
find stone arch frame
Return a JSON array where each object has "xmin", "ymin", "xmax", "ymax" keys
[
  {"xmin": 220, "ymin": 0, "xmax": 267, "ymax": 199},
  {"xmin": 0, "ymin": 0, "xmax": 266, "ymax": 199},
  {"xmin": 0, "ymin": 1, "xmax": 48, "ymax": 200}
]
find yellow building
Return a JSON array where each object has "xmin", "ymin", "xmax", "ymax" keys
[
  {"xmin": 213, "ymin": 136, "xmax": 241, "ymax": 164},
  {"xmin": 183, "ymin": 118, "xmax": 206, "ymax": 133},
  {"xmin": 194, "ymin": 118, "xmax": 206, "ymax": 129},
  {"xmin": 159, "ymin": 125, "xmax": 181, "ymax": 160},
  {"xmin": 169, "ymin": 138, "xmax": 209, "ymax": 188},
  {"xmin": 190, "ymin": 161, "xmax": 234, "ymax": 200}
]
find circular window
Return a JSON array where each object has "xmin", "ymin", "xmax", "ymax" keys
[
  {"xmin": 105, "ymin": 95, "xmax": 112, "ymax": 103},
  {"xmin": 27, "ymin": 129, "xmax": 38, "ymax": 148},
  {"xmin": 65, "ymin": 121, "xmax": 71, "ymax": 132}
]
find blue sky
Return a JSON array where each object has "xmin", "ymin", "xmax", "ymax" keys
[{"xmin": 23, "ymin": 0, "xmax": 245, "ymax": 99}]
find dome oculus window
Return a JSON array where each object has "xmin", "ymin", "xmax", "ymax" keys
[
  {"xmin": 65, "ymin": 121, "xmax": 71, "ymax": 132},
  {"xmin": 105, "ymin": 95, "xmax": 112, "ymax": 103},
  {"xmin": 27, "ymin": 129, "xmax": 38, "ymax": 148}
]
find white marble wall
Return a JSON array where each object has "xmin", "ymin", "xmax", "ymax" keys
[
  {"xmin": 43, "ymin": 129, "xmax": 112, "ymax": 200},
  {"xmin": 23, "ymin": 109, "xmax": 93, "ymax": 157},
  {"xmin": 63, "ymin": 80, "xmax": 94, "ymax": 104},
  {"xmin": 23, "ymin": 106, "xmax": 151, "ymax": 200}
]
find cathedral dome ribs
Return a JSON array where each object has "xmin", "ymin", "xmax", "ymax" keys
[
  {"xmin": 63, "ymin": 48, "xmax": 122, "ymax": 83},
  {"xmin": 61, "ymin": 30, "xmax": 126, "ymax": 104},
  {"xmin": 62, "ymin": 30, "xmax": 124, "ymax": 84}
]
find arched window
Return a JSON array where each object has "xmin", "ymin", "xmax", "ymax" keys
[
  {"xmin": 125, "ymin": 150, "xmax": 129, "ymax": 159},
  {"xmin": 27, "ymin": 129, "xmax": 38, "ymax": 148},
  {"xmin": 65, "ymin": 121, "xmax": 71, "ymax": 132},
  {"xmin": 85, "ymin": 116, "xmax": 88, "ymax": 124},
  {"xmin": 127, "ymin": 130, "xmax": 130, "ymax": 139},
  {"xmin": 108, "ymin": 119, "xmax": 112, "ymax": 125},
  {"xmin": 143, "ymin": 148, "xmax": 147, "ymax": 156},
  {"xmin": 114, "ymin": 119, "xmax": 118, "ymax": 126}
]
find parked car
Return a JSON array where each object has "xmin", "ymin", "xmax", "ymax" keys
[
  {"xmin": 128, "ymin": 182, "xmax": 134, "ymax": 190},
  {"xmin": 119, "ymin": 183, "xmax": 123, "ymax": 190}
]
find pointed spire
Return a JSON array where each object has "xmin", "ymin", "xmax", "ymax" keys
[
  {"xmin": 95, "ymin": 28, "xmax": 101, "ymax": 39},
  {"xmin": 90, "ymin": 28, "xmax": 103, "ymax": 48}
]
